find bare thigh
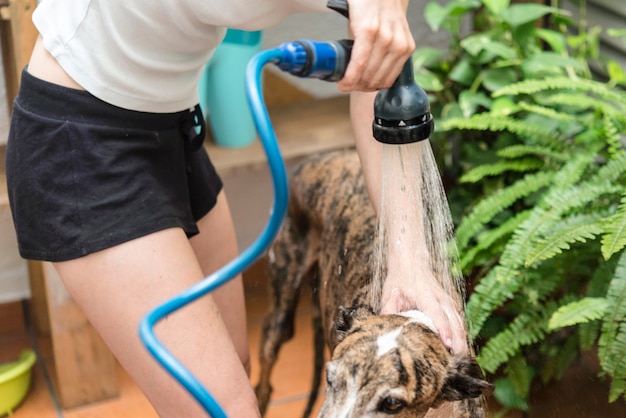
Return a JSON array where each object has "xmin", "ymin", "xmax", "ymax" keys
[
  {"xmin": 53, "ymin": 191, "xmax": 259, "ymax": 417},
  {"xmin": 190, "ymin": 191, "xmax": 251, "ymax": 373}
]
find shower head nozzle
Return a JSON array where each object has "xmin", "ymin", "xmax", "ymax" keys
[{"xmin": 373, "ymin": 59, "xmax": 434, "ymax": 145}]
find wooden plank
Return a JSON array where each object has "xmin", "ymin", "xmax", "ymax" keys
[
  {"xmin": 1, "ymin": 0, "xmax": 37, "ymax": 111},
  {"xmin": 42, "ymin": 261, "xmax": 119, "ymax": 408},
  {"xmin": 25, "ymin": 259, "xmax": 50, "ymax": 335}
]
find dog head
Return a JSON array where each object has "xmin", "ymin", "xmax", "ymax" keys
[{"xmin": 318, "ymin": 305, "xmax": 493, "ymax": 418}]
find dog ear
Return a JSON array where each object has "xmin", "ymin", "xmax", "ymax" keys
[
  {"xmin": 435, "ymin": 355, "xmax": 495, "ymax": 404},
  {"xmin": 335, "ymin": 304, "xmax": 375, "ymax": 343}
]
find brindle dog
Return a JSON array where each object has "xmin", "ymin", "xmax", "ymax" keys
[{"xmin": 254, "ymin": 149, "xmax": 493, "ymax": 417}]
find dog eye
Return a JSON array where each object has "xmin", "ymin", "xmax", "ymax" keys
[{"xmin": 377, "ymin": 397, "xmax": 407, "ymax": 414}]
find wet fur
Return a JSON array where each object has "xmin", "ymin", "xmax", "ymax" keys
[{"xmin": 255, "ymin": 149, "xmax": 493, "ymax": 417}]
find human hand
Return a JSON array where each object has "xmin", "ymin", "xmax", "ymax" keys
[
  {"xmin": 379, "ymin": 272, "xmax": 469, "ymax": 355},
  {"xmin": 337, "ymin": 0, "xmax": 415, "ymax": 92}
]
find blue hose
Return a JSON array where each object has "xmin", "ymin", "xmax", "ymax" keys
[{"xmin": 138, "ymin": 48, "xmax": 288, "ymax": 417}]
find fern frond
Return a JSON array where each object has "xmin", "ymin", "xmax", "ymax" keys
[
  {"xmin": 540, "ymin": 332, "xmax": 580, "ymax": 383},
  {"xmin": 602, "ymin": 194, "xmax": 626, "ymax": 260},
  {"xmin": 579, "ymin": 320, "xmax": 601, "ymax": 351},
  {"xmin": 467, "ymin": 266, "xmax": 523, "ymax": 337},
  {"xmin": 549, "ymin": 152, "xmax": 595, "ymax": 192},
  {"xmin": 456, "ymin": 172, "xmax": 554, "ymax": 252},
  {"xmin": 538, "ymin": 180, "xmax": 622, "ymax": 222},
  {"xmin": 518, "ymin": 101, "xmax": 579, "ymax": 123},
  {"xmin": 505, "ymin": 355, "xmax": 533, "ymax": 398},
  {"xmin": 599, "ymin": 251, "xmax": 626, "ymax": 401},
  {"xmin": 496, "ymin": 144, "xmax": 569, "ymax": 162},
  {"xmin": 548, "ymin": 297, "xmax": 608, "ymax": 330},
  {"xmin": 466, "ymin": 155, "xmax": 613, "ymax": 334},
  {"xmin": 440, "ymin": 114, "xmax": 565, "ymax": 142},
  {"xmin": 525, "ymin": 214, "xmax": 604, "ymax": 267},
  {"xmin": 609, "ymin": 370, "xmax": 626, "ymax": 403},
  {"xmin": 494, "ymin": 77, "xmax": 626, "ymax": 109},
  {"xmin": 460, "ymin": 158, "xmax": 544, "ymax": 183},
  {"xmin": 604, "ymin": 114, "xmax": 624, "ymax": 159},
  {"xmin": 587, "ymin": 151, "xmax": 626, "ymax": 184},
  {"xmin": 543, "ymin": 93, "xmax": 626, "ymax": 121},
  {"xmin": 579, "ymin": 258, "xmax": 620, "ymax": 350},
  {"xmin": 460, "ymin": 209, "xmax": 532, "ymax": 271},
  {"xmin": 477, "ymin": 303, "xmax": 555, "ymax": 373}
]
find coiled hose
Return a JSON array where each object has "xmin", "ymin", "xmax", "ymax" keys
[{"xmin": 138, "ymin": 48, "xmax": 288, "ymax": 418}]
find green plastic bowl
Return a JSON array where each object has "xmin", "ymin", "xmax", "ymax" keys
[{"xmin": 0, "ymin": 349, "xmax": 37, "ymax": 416}]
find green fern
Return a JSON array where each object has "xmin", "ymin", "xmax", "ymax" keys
[
  {"xmin": 496, "ymin": 144, "xmax": 569, "ymax": 162},
  {"xmin": 416, "ymin": 1, "xmax": 626, "ymax": 408},
  {"xmin": 599, "ymin": 250, "xmax": 626, "ymax": 401},
  {"xmin": 456, "ymin": 171, "xmax": 554, "ymax": 252},
  {"xmin": 460, "ymin": 209, "xmax": 532, "ymax": 271},
  {"xmin": 505, "ymin": 355, "xmax": 533, "ymax": 399},
  {"xmin": 543, "ymin": 93, "xmax": 626, "ymax": 126},
  {"xmin": 579, "ymin": 257, "xmax": 619, "ymax": 350},
  {"xmin": 517, "ymin": 101, "xmax": 579, "ymax": 123},
  {"xmin": 477, "ymin": 303, "xmax": 555, "ymax": 373},
  {"xmin": 494, "ymin": 77, "xmax": 626, "ymax": 108},
  {"xmin": 460, "ymin": 158, "xmax": 545, "ymax": 183},
  {"xmin": 440, "ymin": 113, "xmax": 566, "ymax": 142},
  {"xmin": 467, "ymin": 155, "xmax": 613, "ymax": 335},
  {"xmin": 548, "ymin": 297, "xmax": 608, "ymax": 330},
  {"xmin": 525, "ymin": 214, "xmax": 604, "ymax": 267},
  {"xmin": 602, "ymin": 194, "xmax": 626, "ymax": 260}
]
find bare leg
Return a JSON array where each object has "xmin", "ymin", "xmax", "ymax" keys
[
  {"xmin": 54, "ymin": 192, "xmax": 260, "ymax": 417},
  {"xmin": 189, "ymin": 191, "xmax": 251, "ymax": 375}
]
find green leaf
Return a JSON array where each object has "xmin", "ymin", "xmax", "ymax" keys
[
  {"xmin": 424, "ymin": 2, "xmax": 447, "ymax": 31},
  {"xmin": 459, "ymin": 91, "xmax": 492, "ymax": 117},
  {"xmin": 449, "ymin": 58, "xmax": 478, "ymax": 86},
  {"xmin": 481, "ymin": 67, "xmax": 517, "ymax": 92},
  {"xmin": 522, "ymin": 52, "xmax": 583, "ymax": 77},
  {"xmin": 490, "ymin": 97, "xmax": 520, "ymax": 116},
  {"xmin": 412, "ymin": 48, "xmax": 444, "ymax": 69},
  {"xmin": 482, "ymin": 0, "xmax": 510, "ymax": 16},
  {"xmin": 548, "ymin": 297, "xmax": 608, "ymax": 330},
  {"xmin": 608, "ymin": 60, "xmax": 626, "ymax": 86},
  {"xmin": 461, "ymin": 34, "xmax": 517, "ymax": 60},
  {"xmin": 500, "ymin": 4, "xmax": 564, "ymax": 27},
  {"xmin": 414, "ymin": 69, "xmax": 444, "ymax": 92},
  {"xmin": 535, "ymin": 28, "xmax": 567, "ymax": 53},
  {"xmin": 493, "ymin": 378, "xmax": 530, "ymax": 412}
]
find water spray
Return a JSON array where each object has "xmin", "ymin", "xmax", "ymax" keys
[{"xmin": 139, "ymin": 0, "xmax": 435, "ymax": 416}]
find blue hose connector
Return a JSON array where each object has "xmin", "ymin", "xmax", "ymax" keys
[{"xmin": 276, "ymin": 39, "xmax": 352, "ymax": 81}]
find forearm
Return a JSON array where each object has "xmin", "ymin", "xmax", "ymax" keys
[{"xmin": 350, "ymin": 91, "xmax": 430, "ymax": 264}]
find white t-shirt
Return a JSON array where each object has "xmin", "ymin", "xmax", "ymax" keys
[{"xmin": 33, "ymin": 0, "xmax": 329, "ymax": 112}]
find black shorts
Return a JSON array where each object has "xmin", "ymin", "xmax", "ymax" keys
[{"xmin": 6, "ymin": 69, "xmax": 223, "ymax": 262}]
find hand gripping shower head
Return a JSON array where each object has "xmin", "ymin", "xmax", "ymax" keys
[
  {"xmin": 279, "ymin": 0, "xmax": 434, "ymax": 144},
  {"xmin": 328, "ymin": 0, "xmax": 434, "ymax": 145}
]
